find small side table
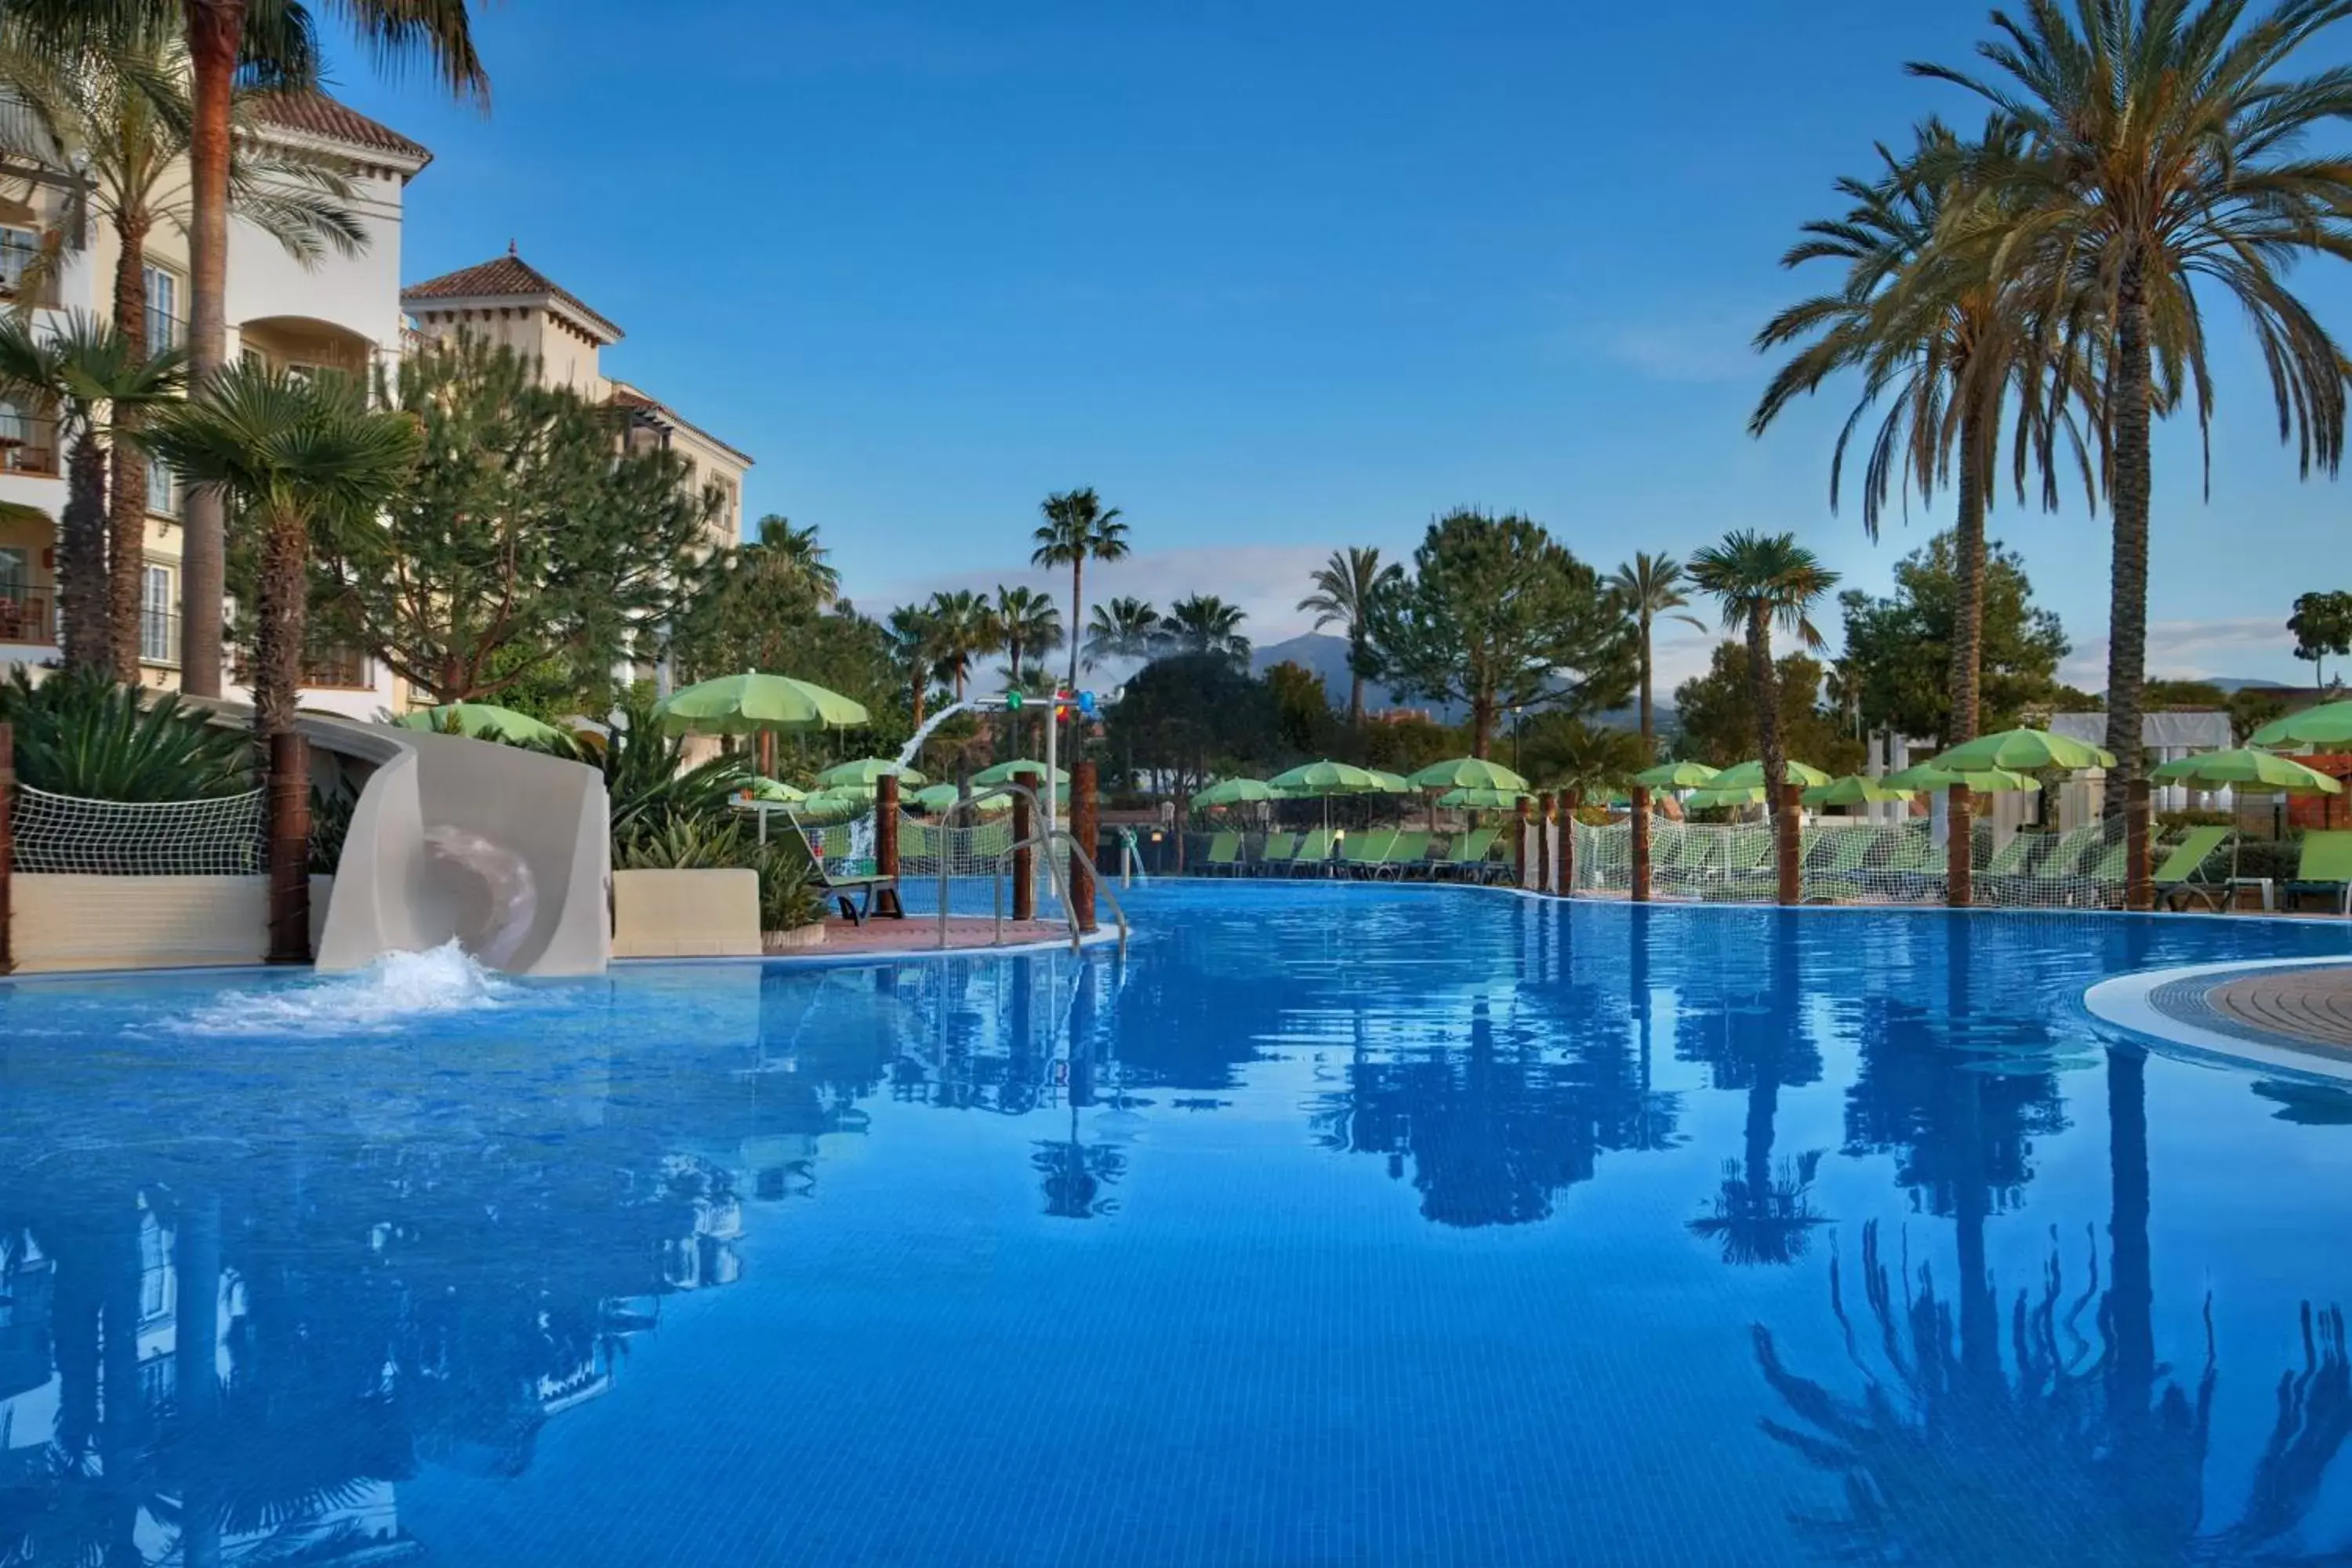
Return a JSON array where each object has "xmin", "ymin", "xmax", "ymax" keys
[{"xmin": 2227, "ymin": 877, "xmax": 2277, "ymax": 913}]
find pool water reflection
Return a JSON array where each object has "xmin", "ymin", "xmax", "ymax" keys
[{"xmin": 2, "ymin": 887, "xmax": 2352, "ymax": 1564}]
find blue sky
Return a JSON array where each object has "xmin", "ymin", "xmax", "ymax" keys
[{"xmin": 332, "ymin": 1, "xmax": 2352, "ymax": 692}]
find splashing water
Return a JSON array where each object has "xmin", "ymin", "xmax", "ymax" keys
[
  {"xmin": 162, "ymin": 941, "xmax": 521, "ymax": 1038},
  {"xmin": 896, "ymin": 698, "xmax": 974, "ymax": 770}
]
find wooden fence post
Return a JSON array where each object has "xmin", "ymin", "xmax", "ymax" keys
[
  {"xmin": 1559, "ymin": 789, "xmax": 1579, "ymax": 897},
  {"xmin": 1070, "ymin": 759, "xmax": 1099, "ymax": 932},
  {"xmin": 1947, "ymin": 784, "xmax": 1973, "ymax": 909},
  {"xmin": 268, "ymin": 731, "xmax": 310, "ymax": 964},
  {"xmin": 1011, "ymin": 768, "xmax": 1037, "ymax": 923},
  {"xmin": 874, "ymin": 772, "xmax": 903, "ymax": 920},
  {"xmin": 1631, "ymin": 786, "xmax": 1651, "ymax": 903},
  {"xmin": 1537, "ymin": 792, "xmax": 1555, "ymax": 894},
  {"xmin": 1777, "ymin": 782, "xmax": 1802, "ymax": 906}
]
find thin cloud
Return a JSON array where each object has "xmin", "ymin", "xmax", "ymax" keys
[{"xmin": 2060, "ymin": 617, "xmax": 2293, "ymax": 687}]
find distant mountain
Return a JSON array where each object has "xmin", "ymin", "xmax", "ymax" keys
[{"xmin": 1250, "ymin": 631, "xmax": 1673, "ymax": 733}]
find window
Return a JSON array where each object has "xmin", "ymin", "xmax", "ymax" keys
[
  {"xmin": 0, "ymin": 228, "xmax": 39, "ymax": 301},
  {"xmin": 140, "ymin": 565, "xmax": 173, "ymax": 664},
  {"xmin": 143, "ymin": 265, "xmax": 182, "ymax": 356},
  {"xmin": 0, "ymin": 397, "xmax": 51, "ymax": 474},
  {"xmin": 138, "ymin": 1214, "xmax": 171, "ymax": 1323},
  {"xmin": 146, "ymin": 457, "xmax": 180, "ymax": 517}
]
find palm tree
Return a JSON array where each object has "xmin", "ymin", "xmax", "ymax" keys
[
  {"xmin": 1751, "ymin": 118, "xmax": 2094, "ymax": 759},
  {"xmin": 1082, "ymin": 595, "xmax": 1163, "ymax": 670},
  {"xmin": 16, "ymin": 0, "xmax": 488, "ymax": 699},
  {"xmin": 1297, "ymin": 545, "xmax": 1403, "ymax": 728},
  {"xmin": 885, "ymin": 603, "xmax": 938, "ymax": 731},
  {"xmin": 1686, "ymin": 531, "xmax": 1838, "ymax": 836},
  {"xmin": 1522, "ymin": 716, "xmax": 1646, "ymax": 804},
  {"xmin": 924, "ymin": 587, "xmax": 1000, "ymax": 702},
  {"xmin": 1030, "ymin": 486, "xmax": 1128, "ymax": 691},
  {"xmin": 993, "ymin": 583, "xmax": 1062, "ymax": 686},
  {"xmin": 1914, "ymin": 0, "xmax": 2352, "ymax": 794},
  {"xmin": 1166, "ymin": 593, "xmax": 1250, "ymax": 666},
  {"xmin": 1605, "ymin": 552, "xmax": 1705, "ymax": 764},
  {"xmin": 745, "ymin": 514, "xmax": 839, "ymax": 604},
  {"xmin": 143, "ymin": 363, "xmax": 417, "ymax": 749},
  {"xmin": 0, "ymin": 14, "xmax": 367, "ymax": 681},
  {"xmin": 0, "ymin": 311, "xmax": 183, "ymax": 670}
]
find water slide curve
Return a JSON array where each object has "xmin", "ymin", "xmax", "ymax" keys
[{"xmin": 299, "ymin": 717, "xmax": 610, "ymax": 976}]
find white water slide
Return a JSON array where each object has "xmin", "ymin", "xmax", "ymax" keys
[{"xmin": 299, "ymin": 717, "xmax": 610, "ymax": 976}]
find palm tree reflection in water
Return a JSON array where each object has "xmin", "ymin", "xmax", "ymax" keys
[
  {"xmin": 1753, "ymin": 1040, "xmax": 2352, "ymax": 1563},
  {"xmin": 1684, "ymin": 914, "xmax": 1828, "ymax": 1265}
]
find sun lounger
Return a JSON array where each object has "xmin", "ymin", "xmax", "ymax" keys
[
  {"xmin": 1991, "ymin": 824, "xmax": 2103, "ymax": 905},
  {"xmin": 2154, "ymin": 825, "xmax": 2233, "ymax": 910},
  {"xmin": 1288, "ymin": 827, "xmax": 1337, "ymax": 876},
  {"xmin": 775, "ymin": 824, "xmax": 900, "ymax": 925},
  {"xmin": 1803, "ymin": 826, "xmax": 1874, "ymax": 898},
  {"xmin": 1257, "ymin": 831, "xmax": 1298, "ymax": 876},
  {"xmin": 1377, "ymin": 829, "xmax": 1435, "ymax": 880},
  {"xmin": 1203, "ymin": 829, "xmax": 1244, "ymax": 875},
  {"xmin": 1340, "ymin": 828, "xmax": 1397, "ymax": 877},
  {"xmin": 1435, "ymin": 827, "xmax": 1500, "ymax": 880},
  {"xmin": 2285, "ymin": 829, "xmax": 2352, "ymax": 914}
]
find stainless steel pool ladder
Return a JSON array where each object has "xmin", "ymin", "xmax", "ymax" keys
[{"xmin": 934, "ymin": 785, "xmax": 1130, "ymax": 956}]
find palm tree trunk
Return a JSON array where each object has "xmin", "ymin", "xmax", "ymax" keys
[
  {"xmin": 910, "ymin": 670, "xmax": 926, "ymax": 732},
  {"xmin": 1638, "ymin": 609, "xmax": 1657, "ymax": 763},
  {"xmin": 110, "ymin": 218, "xmax": 154, "ymax": 683},
  {"xmin": 253, "ymin": 506, "xmax": 307, "ymax": 742},
  {"xmin": 1949, "ymin": 399, "xmax": 1987, "ymax": 746},
  {"xmin": 60, "ymin": 434, "xmax": 109, "ymax": 672},
  {"xmin": 1068, "ymin": 561, "xmax": 1083, "ymax": 692},
  {"xmin": 2104, "ymin": 257, "xmax": 2154, "ymax": 801},
  {"xmin": 1470, "ymin": 693, "xmax": 1494, "ymax": 759},
  {"xmin": 177, "ymin": 0, "xmax": 244, "ymax": 698},
  {"xmin": 1745, "ymin": 611, "xmax": 1784, "ymax": 829},
  {"xmin": 1348, "ymin": 633, "xmax": 1367, "ymax": 728}
]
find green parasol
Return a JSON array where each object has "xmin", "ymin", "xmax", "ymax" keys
[
  {"xmin": 1712, "ymin": 757, "xmax": 1835, "ymax": 790},
  {"xmin": 815, "ymin": 757, "xmax": 925, "ymax": 789},
  {"xmin": 1801, "ymin": 774, "xmax": 1918, "ymax": 808},
  {"xmin": 972, "ymin": 758, "xmax": 1069, "ymax": 786},
  {"xmin": 1268, "ymin": 760, "xmax": 1392, "ymax": 795},
  {"xmin": 1196, "ymin": 778, "xmax": 1281, "ymax": 807},
  {"xmin": 1436, "ymin": 786, "xmax": 1532, "ymax": 810},
  {"xmin": 2150, "ymin": 747, "xmax": 2343, "ymax": 794},
  {"xmin": 656, "ymin": 672, "xmax": 870, "ymax": 735},
  {"xmin": 739, "ymin": 775, "xmax": 806, "ymax": 803},
  {"xmin": 1632, "ymin": 760, "xmax": 1721, "ymax": 789},
  {"xmin": 1408, "ymin": 757, "xmax": 1530, "ymax": 792},
  {"xmin": 1882, "ymin": 763, "xmax": 2039, "ymax": 793},
  {"xmin": 1684, "ymin": 786, "xmax": 1767, "ymax": 810},
  {"xmin": 1926, "ymin": 726, "xmax": 2114, "ymax": 772},
  {"xmin": 1367, "ymin": 769, "xmax": 1414, "ymax": 795},
  {"xmin": 390, "ymin": 703, "xmax": 564, "ymax": 746},
  {"xmin": 2250, "ymin": 701, "xmax": 2352, "ymax": 750},
  {"xmin": 913, "ymin": 782, "xmax": 1013, "ymax": 815}
]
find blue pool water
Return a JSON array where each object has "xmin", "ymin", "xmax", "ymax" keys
[{"xmin": 6, "ymin": 886, "xmax": 2352, "ymax": 1565}]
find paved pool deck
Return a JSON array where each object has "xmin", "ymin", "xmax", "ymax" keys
[{"xmin": 2204, "ymin": 966, "xmax": 2352, "ymax": 1054}]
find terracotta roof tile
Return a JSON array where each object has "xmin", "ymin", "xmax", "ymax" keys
[
  {"xmin": 401, "ymin": 251, "xmax": 624, "ymax": 341},
  {"xmin": 246, "ymin": 90, "xmax": 430, "ymax": 164}
]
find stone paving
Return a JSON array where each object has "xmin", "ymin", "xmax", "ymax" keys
[{"xmin": 2204, "ymin": 966, "xmax": 2352, "ymax": 1052}]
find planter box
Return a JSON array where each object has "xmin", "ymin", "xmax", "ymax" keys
[
  {"xmin": 612, "ymin": 869, "xmax": 760, "ymax": 958},
  {"xmin": 762, "ymin": 923, "xmax": 828, "ymax": 953},
  {"xmin": 14, "ymin": 874, "xmax": 269, "ymax": 972}
]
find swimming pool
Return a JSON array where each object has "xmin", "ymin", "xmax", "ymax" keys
[{"xmin": 5, "ymin": 885, "xmax": 2352, "ymax": 1566}]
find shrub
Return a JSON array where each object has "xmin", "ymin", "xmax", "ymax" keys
[
  {"xmin": 309, "ymin": 782, "xmax": 356, "ymax": 874},
  {"xmin": 0, "ymin": 666, "xmax": 252, "ymax": 800},
  {"xmin": 612, "ymin": 813, "xmax": 825, "ymax": 932}
]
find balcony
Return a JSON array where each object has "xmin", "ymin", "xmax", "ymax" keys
[
  {"xmin": 0, "ymin": 584, "xmax": 53, "ymax": 647},
  {"xmin": 0, "ymin": 413, "xmax": 60, "ymax": 477}
]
